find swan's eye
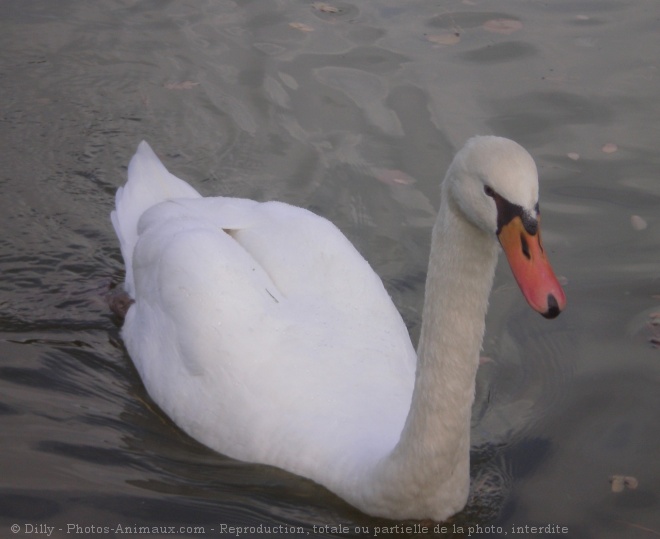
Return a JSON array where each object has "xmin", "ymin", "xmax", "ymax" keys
[{"xmin": 484, "ymin": 185, "xmax": 496, "ymax": 197}]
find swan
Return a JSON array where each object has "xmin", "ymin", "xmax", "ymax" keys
[{"xmin": 111, "ymin": 136, "xmax": 565, "ymax": 521}]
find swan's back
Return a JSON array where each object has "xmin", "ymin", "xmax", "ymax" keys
[{"xmin": 114, "ymin": 142, "xmax": 416, "ymax": 486}]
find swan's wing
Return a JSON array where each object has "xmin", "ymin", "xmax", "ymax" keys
[
  {"xmin": 123, "ymin": 196, "xmax": 415, "ymax": 470},
  {"xmin": 148, "ymin": 197, "xmax": 411, "ymax": 330}
]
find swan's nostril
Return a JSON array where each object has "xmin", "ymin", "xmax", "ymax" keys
[{"xmin": 520, "ymin": 233, "xmax": 531, "ymax": 260}]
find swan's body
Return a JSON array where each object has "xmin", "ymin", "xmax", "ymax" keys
[{"xmin": 112, "ymin": 137, "xmax": 565, "ymax": 520}]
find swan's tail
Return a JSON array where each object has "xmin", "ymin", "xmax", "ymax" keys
[{"xmin": 111, "ymin": 141, "xmax": 201, "ymax": 297}]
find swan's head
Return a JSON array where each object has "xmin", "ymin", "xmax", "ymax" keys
[{"xmin": 445, "ymin": 136, "xmax": 566, "ymax": 318}]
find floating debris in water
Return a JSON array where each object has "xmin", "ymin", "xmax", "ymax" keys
[
  {"xmin": 163, "ymin": 81, "xmax": 199, "ymax": 90},
  {"xmin": 649, "ymin": 312, "xmax": 660, "ymax": 347},
  {"xmin": 483, "ymin": 19, "xmax": 523, "ymax": 35},
  {"xmin": 567, "ymin": 152, "xmax": 580, "ymax": 161},
  {"xmin": 427, "ymin": 32, "xmax": 461, "ymax": 46},
  {"xmin": 312, "ymin": 2, "xmax": 340, "ymax": 14},
  {"xmin": 610, "ymin": 475, "xmax": 638, "ymax": 493},
  {"xmin": 630, "ymin": 215, "xmax": 647, "ymax": 231},
  {"xmin": 602, "ymin": 143, "xmax": 618, "ymax": 153},
  {"xmin": 289, "ymin": 22, "xmax": 314, "ymax": 32},
  {"xmin": 373, "ymin": 169, "xmax": 417, "ymax": 186}
]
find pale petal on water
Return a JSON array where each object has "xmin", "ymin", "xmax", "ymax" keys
[
  {"xmin": 610, "ymin": 475, "xmax": 639, "ymax": 493},
  {"xmin": 312, "ymin": 2, "xmax": 340, "ymax": 14},
  {"xmin": 289, "ymin": 22, "xmax": 314, "ymax": 32},
  {"xmin": 630, "ymin": 215, "xmax": 647, "ymax": 231},
  {"xmin": 483, "ymin": 19, "xmax": 523, "ymax": 35},
  {"xmin": 427, "ymin": 32, "xmax": 461, "ymax": 46},
  {"xmin": 373, "ymin": 168, "xmax": 417, "ymax": 186},
  {"xmin": 648, "ymin": 312, "xmax": 660, "ymax": 346},
  {"xmin": 602, "ymin": 142, "xmax": 618, "ymax": 153},
  {"xmin": 567, "ymin": 152, "xmax": 580, "ymax": 161}
]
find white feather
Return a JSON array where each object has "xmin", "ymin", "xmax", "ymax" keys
[{"xmin": 113, "ymin": 137, "xmax": 551, "ymax": 520}]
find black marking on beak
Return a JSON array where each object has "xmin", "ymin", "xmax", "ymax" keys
[
  {"xmin": 488, "ymin": 188, "xmax": 539, "ymax": 236},
  {"xmin": 522, "ymin": 211, "xmax": 538, "ymax": 235},
  {"xmin": 542, "ymin": 294, "xmax": 561, "ymax": 319},
  {"xmin": 520, "ymin": 233, "xmax": 531, "ymax": 260}
]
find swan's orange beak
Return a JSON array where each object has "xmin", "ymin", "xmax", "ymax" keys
[{"xmin": 498, "ymin": 216, "xmax": 566, "ymax": 318}]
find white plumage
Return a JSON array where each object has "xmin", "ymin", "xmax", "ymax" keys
[{"xmin": 112, "ymin": 137, "xmax": 564, "ymax": 520}]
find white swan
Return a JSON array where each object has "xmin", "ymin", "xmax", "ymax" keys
[{"xmin": 111, "ymin": 136, "xmax": 565, "ymax": 521}]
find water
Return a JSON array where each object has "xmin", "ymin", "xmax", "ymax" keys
[{"xmin": 1, "ymin": 1, "xmax": 659, "ymax": 538}]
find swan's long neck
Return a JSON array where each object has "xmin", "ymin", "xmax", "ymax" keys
[{"xmin": 365, "ymin": 188, "xmax": 499, "ymax": 520}]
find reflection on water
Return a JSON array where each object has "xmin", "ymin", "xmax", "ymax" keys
[{"xmin": 1, "ymin": 1, "xmax": 659, "ymax": 538}]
